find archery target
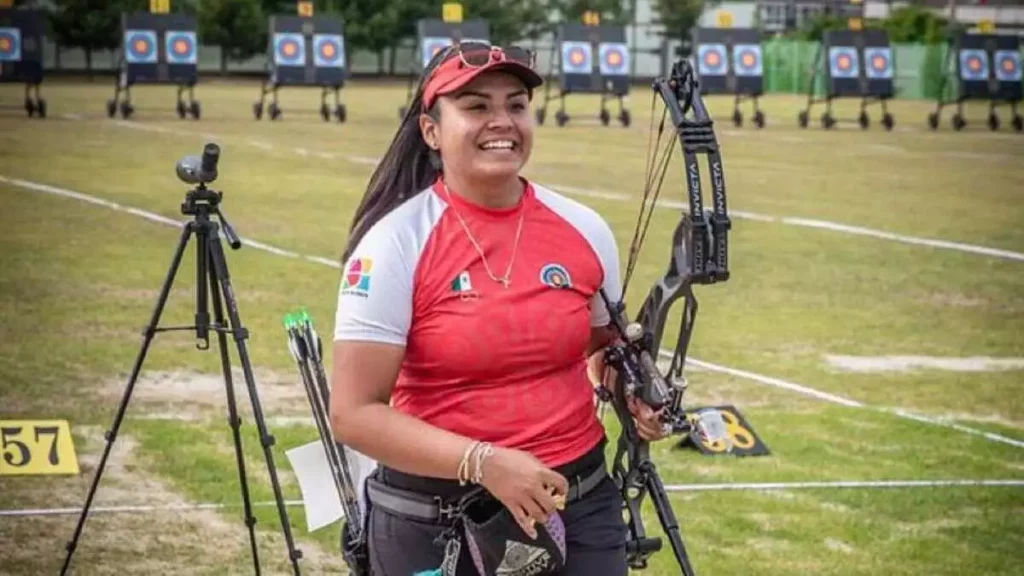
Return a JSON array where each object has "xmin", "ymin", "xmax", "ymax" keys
[
  {"xmin": 124, "ymin": 29, "xmax": 158, "ymax": 64},
  {"xmin": 994, "ymin": 50, "xmax": 1022, "ymax": 82},
  {"xmin": 863, "ymin": 47, "xmax": 893, "ymax": 79},
  {"xmin": 0, "ymin": 27, "xmax": 20, "ymax": 62},
  {"xmin": 165, "ymin": 30, "xmax": 197, "ymax": 65},
  {"xmin": 314, "ymin": 34, "xmax": 345, "ymax": 68},
  {"xmin": 697, "ymin": 43, "xmax": 727, "ymax": 76},
  {"xmin": 958, "ymin": 49, "xmax": 988, "ymax": 81},
  {"xmin": 828, "ymin": 46, "xmax": 859, "ymax": 79},
  {"xmin": 561, "ymin": 41, "xmax": 592, "ymax": 74},
  {"xmin": 732, "ymin": 43, "xmax": 762, "ymax": 77},
  {"xmin": 421, "ymin": 36, "xmax": 453, "ymax": 68},
  {"xmin": 274, "ymin": 33, "xmax": 306, "ymax": 67},
  {"xmin": 598, "ymin": 42, "xmax": 629, "ymax": 76}
]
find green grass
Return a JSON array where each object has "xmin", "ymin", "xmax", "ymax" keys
[{"xmin": 0, "ymin": 77, "xmax": 1021, "ymax": 575}]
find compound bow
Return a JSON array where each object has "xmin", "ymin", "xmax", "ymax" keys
[{"xmin": 596, "ymin": 57, "xmax": 732, "ymax": 575}]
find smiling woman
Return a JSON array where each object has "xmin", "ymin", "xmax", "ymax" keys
[{"xmin": 328, "ymin": 42, "xmax": 669, "ymax": 576}]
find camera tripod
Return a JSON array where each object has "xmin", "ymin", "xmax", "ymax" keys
[{"xmin": 60, "ymin": 144, "xmax": 303, "ymax": 575}]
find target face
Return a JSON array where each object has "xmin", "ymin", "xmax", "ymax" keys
[
  {"xmin": 958, "ymin": 49, "xmax": 989, "ymax": 81},
  {"xmin": 994, "ymin": 50, "xmax": 1022, "ymax": 82},
  {"xmin": 165, "ymin": 30, "xmax": 197, "ymax": 65},
  {"xmin": 124, "ymin": 29, "xmax": 158, "ymax": 64},
  {"xmin": 0, "ymin": 27, "xmax": 20, "ymax": 62},
  {"xmin": 697, "ymin": 43, "xmax": 727, "ymax": 76},
  {"xmin": 561, "ymin": 41, "xmax": 592, "ymax": 74},
  {"xmin": 732, "ymin": 43, "xmax": 762, "ymax": 77},
  {"xmin": 598, "ymin": 42, "xmax": 628, "ymax": 76},
  {"xmin": 274, "ymin": 33, "xmax": 306, "ymax": 67},
  {"xmin": 314, "ymin": 34, "xmax": 345, "ymax": 68},
  {"xmin": 863, "ymin": 47, "xmax": 892, "ymax": 79},
  {"xmin": 828, "ymin": 46, "xmax": 859, "ymax": 79},
  {"xmin": 421, "ymin": 36, "xmax": 453, "ymax": 68}
]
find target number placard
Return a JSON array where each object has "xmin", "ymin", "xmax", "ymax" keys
[
  {"xmin": 561, "ymin": 41, "xmax": 592, "ymax": 74},
  {"xmin": 421, "ymin": 36, "xmax": 453, "ymax": 67},
  {"xmin": 274, "ymin": 32, "xmax": 306, "ymax": 67},
  {"xmin": 0, "ymin": 27, "xmax": 20, "ymax": 62},
  {"xmin": 685, "ymin": 406, "xmax": 770, "ymax": 457},
  {"xmin": 165, "ymin": 30, "xmax": 197, "ymax": 65},
  {"xmin": 314, "ymin": 34, "xmax": 345, "ymax": 68},
  {"xmin": 829, "ymin": 46, "xmax": 859, "ymax": 79},
  {"xmin": 598, "ymin": 42, "xmax": 628, "ymax": 76},
  {"xmin": 994, "ymin": 50, "xmax": 1021, "ymax": 82},
  {"xmin": 697, "ymin": 43, "xmax": 727, "ymax": 76},
  {"xmin": 0, "ymin": 420, "xmax": 80, "ymax": 476},
  {"xmin": 732, "ymin": 43, "xmax": 762, "ymax": 77},
  {"xmin": 959, "ymin": 49, "xmax": 989, "ymax": 81},
  {"xmin": 863, "ymin": 47, "xmax": 893, "ymax": 79},
  {"xmin": 125, "ymin": 29, "xmax": 158, "ymax": 64}
]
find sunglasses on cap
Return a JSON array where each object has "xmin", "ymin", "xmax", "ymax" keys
[{"xmin": 444, "ymin": 41, "xmax": 537, "ymax": 69}]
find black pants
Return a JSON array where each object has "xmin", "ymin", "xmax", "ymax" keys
[{"xmin": 366, "ymin": 444, "xmax": 628, "ymax": 575}]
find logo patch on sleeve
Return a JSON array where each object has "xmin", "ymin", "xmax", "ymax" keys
[
  {"xmin": 342, "ymin": 257, "xmax": 373, "ymax": 297},
  {"xmin": 539, "ymin": 264, "xmax": 572, "ymax": 289}
]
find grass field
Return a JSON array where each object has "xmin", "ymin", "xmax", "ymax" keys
[{"xmin": 0, "ymin": 75, "xmax": 1022, "ymax": 575}]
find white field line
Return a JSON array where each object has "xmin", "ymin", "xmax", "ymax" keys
[
  {"xmin": 4, "ymin": 174, "xmax": 1022, "ymax": 451},
  {"xmin": 3, "ymin": 479, "xmax": 1021, "ymax": 518},
  {"xmin": 103, "ymin": 120, "xmax": 1024, "ymax": 263}
]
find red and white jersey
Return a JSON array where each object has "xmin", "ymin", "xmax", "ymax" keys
[{"xmin": 334, "ymin": 178, "xmax": 622, "ymax": 467}]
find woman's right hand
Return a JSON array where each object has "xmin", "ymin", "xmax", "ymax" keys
[{"xmin": 480, "ymin": 447, "xmax": 568, "ymax": 539}]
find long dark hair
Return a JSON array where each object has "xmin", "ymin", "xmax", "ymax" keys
[{"xmin": 340, "ymin": 47, "xmax": 457, "ymax": 264}]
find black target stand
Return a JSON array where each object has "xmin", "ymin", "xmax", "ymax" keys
[{"xmin": 60, "ymin": 144, "xmax": 303, "ymax": 576}]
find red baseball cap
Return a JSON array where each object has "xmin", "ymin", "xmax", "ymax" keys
[{"xmin": 421, "ymin": 45, "xmax": 543, "ymax": 111}]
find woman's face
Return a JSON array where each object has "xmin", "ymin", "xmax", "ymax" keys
[{"xmin": 422, "ymin": 70, "xmax": 534, "ymax": 183}]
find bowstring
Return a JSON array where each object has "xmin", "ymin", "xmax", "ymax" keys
[{"xmin": 624, "ymin": 92, "xmax": 668, "ymax": 295}]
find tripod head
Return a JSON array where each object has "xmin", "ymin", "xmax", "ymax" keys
[{"xmin": 177, "ymin": 143, "xmax": 241, "ymax": 251}]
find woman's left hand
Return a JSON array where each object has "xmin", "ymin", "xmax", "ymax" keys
[
  {"xmin": 627, "ymin": 397, "xmax": 668, "ymax": 442},
  {"xmin": 589, "ymin": 349, "xmax": 668, "ymax": 442}
]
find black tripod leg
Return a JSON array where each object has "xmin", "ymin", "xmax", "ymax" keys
[
  {"xmin": 207, "ymin": 261, "xmax": 263, "ymax": 576},
  {"xmin": 645, "ymin": 462, "xmax": 697, "ymax": 576},
  {"xmin": 61, "ymin": 222, "xmax": 194, "ymax": 576},
  {"xmin": 206, "ymin": 234, "xmax": 304, "ymax": 575}
]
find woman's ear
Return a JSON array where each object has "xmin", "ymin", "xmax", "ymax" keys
[{"xmin": 419, "ymin": 113, "xmax": 440, "ymax": 151}]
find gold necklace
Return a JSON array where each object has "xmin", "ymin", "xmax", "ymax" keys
[{"xmin": 443, "ymin": 183, "xmax": 525, "ymax": 289}]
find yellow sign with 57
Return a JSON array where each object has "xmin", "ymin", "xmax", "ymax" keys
[{"xmin": 0, "ymin": 420, "xmax": 80, "ymax": 476}]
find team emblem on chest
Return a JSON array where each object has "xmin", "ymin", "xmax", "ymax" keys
[
  {"xmin": 451, "ymin": 270, "xmax": 479, "ymax": 301},
  {"xmin": 539, "ymin": 263, "xmax": 572, "ymax": 289}
]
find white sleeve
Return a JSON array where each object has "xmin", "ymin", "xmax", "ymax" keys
[
  {"xmin": 333, "ymin": 224, "xmax": 414, "ymax": 346},
  {"xmin": 589, "ymin": 217, "xmax": 622, "ymax": 327}
]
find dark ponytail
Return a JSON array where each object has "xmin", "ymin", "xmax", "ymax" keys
[{"xmin": 340, "ymin": 47, "xmax": 456, "ymax": 264}]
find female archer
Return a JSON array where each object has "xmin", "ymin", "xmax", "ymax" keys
[{"xmin": 329, "ymin": 41, "xmax": 667, "ymax": 575}]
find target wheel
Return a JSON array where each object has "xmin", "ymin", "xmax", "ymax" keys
[
  {"xmin": 253, "ymin": 102, "xmax": 264, "ymax": 120},
  {"xmin": 882, "ymin": 113, "xmax": 894, "ymax": 131},
  {"xmin": 732, "ymin": 110, "xmax": 743, "ymax": 127},
  {"xmin": 177, "ymin": 100, "xmax": 187, "ymax": 119},
  {"xmin": 822, "ymin": 113, "xmax": 835, "ymax": 130},
  {"xmin": 535, "ymin": 107, "xmax": 546, "ymax": 125},
  {"xmin": 269, "ymin": 103, "xmax": 281, "ymax": 121},
  {"xmin": 952, "ymin": 114, "xmax": 966, "ymax": 131},
  {"xmin": 36, "ymin": 99, "xmax": 46, "ymax": 119},
  {"xmin": 927, "ymin": 112, "xmax": 939, "ymax": 130},
  {"xmin": 25, "ymin": 98, "xmax": 35, "ymax": 117},
  {"xmin": 398, "ymin": 106, "xmax": 407, "ymax": 119},
  {"xmin": 798, "ymin": 110, "xmax": 808, "ymax": 129},
  {"xmin": 753, "ymin": 110, "xmax": 765, "ymax": 129},
  {"xmin": 619, "ymin": 109, "xmax": 631, "ymax": 127},
  {"xmin": 335, "ymin": 104, "xmax": 347, "ymax": 123},
  {"xmin": 190, "ymin": 101, "xmax": 201, "ymax": 120},
  {"xmin": 858, "ymin": 112, "xmax": 869, "ymax": 130},
  {"xmin": 107, "ymin": 99, "xmax": 117, "ymax": 118},
  {"xmin": 600, "ymin": 109, "xmax": 610, "ymax": 126},
  {"xmin": 988, "ymin": 112, "xmax": 1000, "ymax": 131},
  {"xmin": 120, "ymin": 101, "xmax": 134, "ymax": 119},
  {"xmin": 320, "ymin": 104, "xmax": 330, "ymax": 122},
  {"xmin": 556, "ymin": 110, "xmax": 569, "ymax": 127},
  {"xmin": 1013, "ymin": 115, "xmax": 1023, "ymax": 132}
]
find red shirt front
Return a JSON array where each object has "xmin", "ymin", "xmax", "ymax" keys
[{"xmin": 334, "ymin": 178, "xmax": 621, "ymax": 467}]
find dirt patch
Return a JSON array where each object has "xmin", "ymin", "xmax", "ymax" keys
[
  {"xmin": 824, "ymin": 355, "xmax": 1024, "ymax": 374},
  {"xmin": 824, "ymin": 537, "xmax": 855, "ymax": 554},
  {"xmin": 98, "ymin": 368, "xmax": 314, "ymax": 422},
  {"xmin": 0, "ymin": 425, "xmax": 345, "ymax": 575}
]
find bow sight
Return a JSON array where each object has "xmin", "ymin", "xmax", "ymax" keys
[{"xmin": 596, "ymin": 58, "xmax": 732, "ymax": 575}]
